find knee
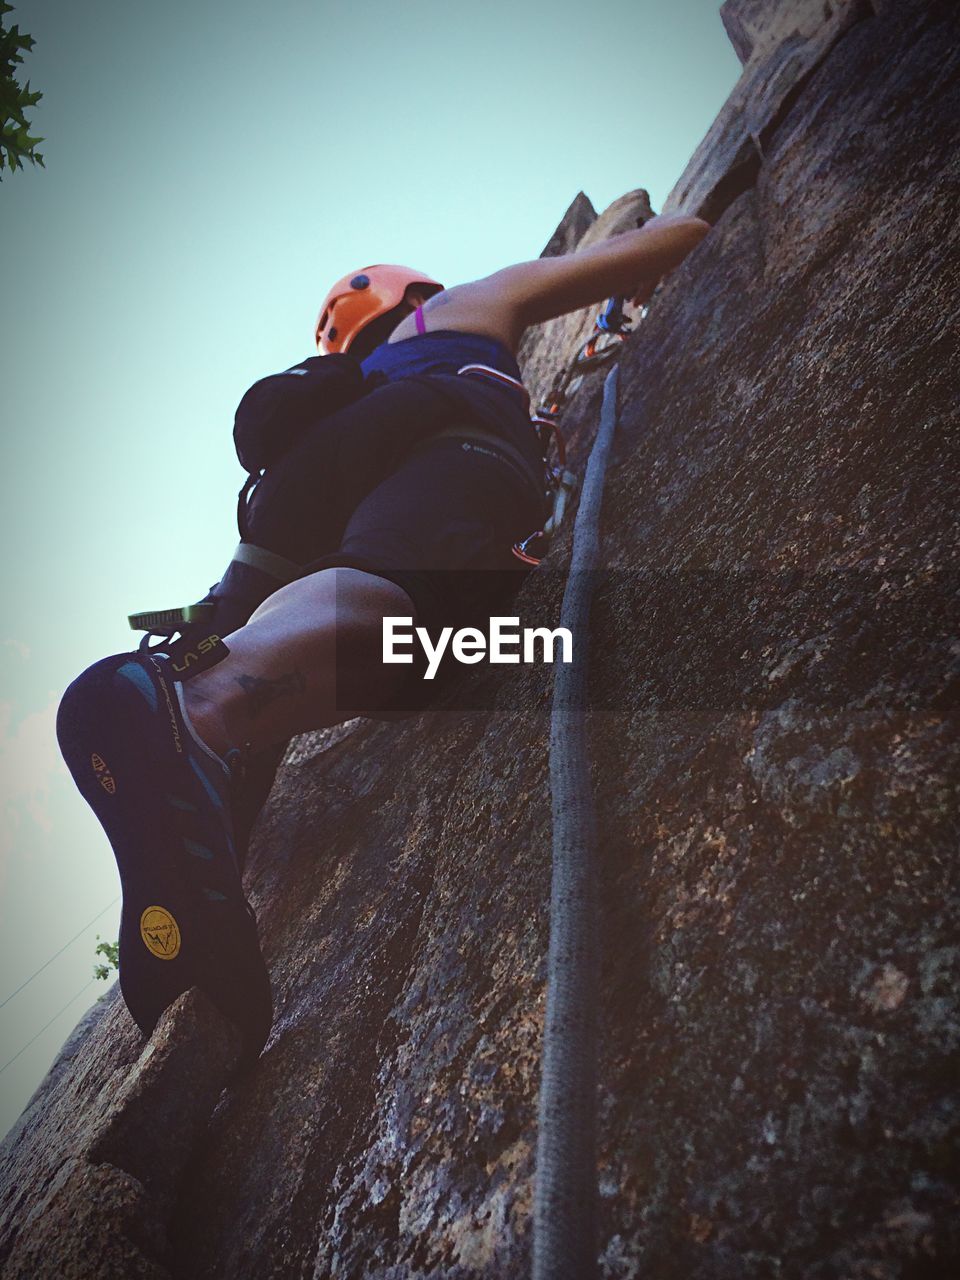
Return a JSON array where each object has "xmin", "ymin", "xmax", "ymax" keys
[
  {"xmin": 307, "ymin": 566, "xmax": 413, "ymax": 620},
  {"xmin": 319, "ymin": 569, "xmax": 417, "ymax": 710},
  {"xmin": 246, "ymin": 568, "xmax": 416, "ymax": 676},
  {"xmin": 300, "ymin": 567, "xmax": 415, "ymax": 652}
]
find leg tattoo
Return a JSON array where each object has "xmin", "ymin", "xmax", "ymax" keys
[{"xmin": 235, "ymin": 671, "xmax": 306, "ymax": 718}]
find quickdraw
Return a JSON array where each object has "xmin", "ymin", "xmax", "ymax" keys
[{"xmin": 511, "ymin": 295, "xmax": 632, "ymax": 566}]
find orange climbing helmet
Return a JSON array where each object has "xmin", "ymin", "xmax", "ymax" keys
[{"xmin": 315, "ymin": 264, "xmax": 445, "ymax": 355}]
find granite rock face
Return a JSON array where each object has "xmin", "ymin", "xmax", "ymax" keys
[
  {"xmin": 537, "ymin": 189, "xmax": 598, "ymax": 260},
  {"xmin": 2, "ymin": 0, "xmax": 958, "ymax": 1275},
  {"xmin": 665, "ymin": 0, "xmax": 872, "ymax": 220},
  {"xmin": 720, "ymin": 0, "xmax": 864, "ymax": 65}
]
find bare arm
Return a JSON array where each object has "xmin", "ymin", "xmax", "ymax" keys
[{"xmin": 478, "ymin": 213, "xmax": 711, "ymax": 329}]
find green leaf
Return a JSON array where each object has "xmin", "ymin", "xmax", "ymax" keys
[{"xmin": 0, "ymin": 2, "xmax": 44, "ymax": 179}]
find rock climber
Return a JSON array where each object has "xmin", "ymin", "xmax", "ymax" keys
[{"xmin": 56, "ymin": 212, "xmax": 710, "ymax": 1061}]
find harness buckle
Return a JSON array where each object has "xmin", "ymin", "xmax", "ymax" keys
[{"xmin": 127, "ymin": 602, "xmax": 217, "ymax": 633}]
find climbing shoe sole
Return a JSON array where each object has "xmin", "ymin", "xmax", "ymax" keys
[{"xmin": 56, "ymin": 650, "xmax": 272, "ymax": 1063}]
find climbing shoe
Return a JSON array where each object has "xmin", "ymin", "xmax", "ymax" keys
[
  {"xmin": 127, "ymin": 545, "xmax": 301, "ymax": 872},
  {"xmin": 56, "ymin": 647, "xmax": 272, "ymax": 1063}
]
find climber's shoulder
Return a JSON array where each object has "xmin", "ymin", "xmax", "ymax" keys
[{"xmin": 389, "ymin": 279, "xmax": 527, "ymax": 354}]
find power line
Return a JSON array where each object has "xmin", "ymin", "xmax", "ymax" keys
[
  {"xmin": 0, "ymin": 897, "xmax": 120, "ymax": 1011},
  {"xmin": 0, "ymin": 978, "xmax": 100, "ymax": 1077}
]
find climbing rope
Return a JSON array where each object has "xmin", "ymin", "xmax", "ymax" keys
[{"xmin": 533, "ymin": 358, "xmax": 621, "ymax": 1280}]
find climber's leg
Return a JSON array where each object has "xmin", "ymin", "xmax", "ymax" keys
[
  {"xmin": 55, "ymin": 433, "xmax": 540, "ymax": 1057},
  {"xmin": 184, "ymin": 435, "xmax": 543, "ymax": 755},
  {"xmin": 54, "ymin": 564, "xmax": 407, "ymax": 1058},
  {"xmin": 182, "ymin": 567, "xmax": 416, "ymax": 758}
]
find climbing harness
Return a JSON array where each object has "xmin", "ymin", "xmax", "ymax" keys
[
  {"xmin": 512, "ymin": 295, "xmax": 631, "ymax": 566},
  {"xmin": 533, "ymin": 359, "xmax": 621, "ymax": 1280}
]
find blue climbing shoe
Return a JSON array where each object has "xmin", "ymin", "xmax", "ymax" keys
[{"xmin": 55, "ymin": 647, "xmax": 272, "ymax": 1063}]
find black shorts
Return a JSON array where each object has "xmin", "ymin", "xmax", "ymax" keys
[
  {"xmin": 246, "ymin": 426, "xmax": 548, "ymax": 714},
  {"xmin": 303, "ymin": 436, "xmax": 541, "ymax": 629}
]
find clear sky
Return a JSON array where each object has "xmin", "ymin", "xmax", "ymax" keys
[{"xmin": 0, "ymin": 0, "xmax": 741, "ymax": 1135}]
